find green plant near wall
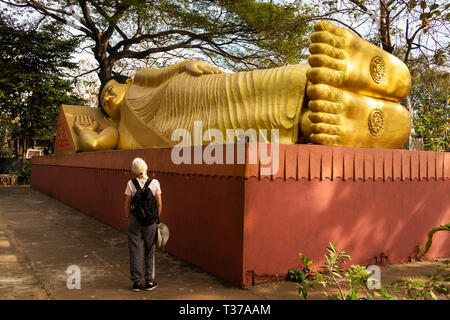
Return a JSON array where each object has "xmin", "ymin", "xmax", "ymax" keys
[
  {"xmin": 380, "ymin": 262, "xmax": 449, "ymax": 300},
  {"xmin": 288, "ymin": 253, "xmax": 316, "ymax": 299},
  {"xmin": 289, "ymin": 243, "xmax": 449, "ymax": 300},
  {"xmin": 18, "ymin": 160, "xmax": 31, "ymax": 185},
  {"xmin": 416, "ymin": 222, "xmax": 450, "ymax": 260}
]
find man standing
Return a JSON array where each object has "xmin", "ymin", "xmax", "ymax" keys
[{"xmin": 124, "ymin": 157, "xmax": 163, "ymax": 291}]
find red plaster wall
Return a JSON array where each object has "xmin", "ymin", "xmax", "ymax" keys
[
  {"xmin": 31, "ymin": 165, "xmax": 131, "ymax": 230},
  {"xmin": 160, "ymin": 174, "xmax": 245, "ymax": 286},
  {"xmin": 242, "ymin": 178, "xmax": 450, "ymax": 286},
  {"xmin": 31, "ymin": 145, "xmax": 450, "ymax": 287}
]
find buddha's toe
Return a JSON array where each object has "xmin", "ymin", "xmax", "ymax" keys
[
  {"xmin": 311, "ymin": 123, "xmax": 341, "ymax": 135},
  {"xmin": 306, "ymin": 67, "xmax": 345, "ymax": 87},
  {"xmin": 308, "ymin": 112, "xmax": 340, "ymax": 125},
  {"xmin": 313, "ymin": 20, "xmax": 348, "ymax": 37},
  {"xmin": 309, "ymin": 133, "xmax": 340, "ymax": 146},
  {"xmin": 308, "ymin": 54, "xmax": 346, "ymax": 71},
  {"xmin": 310, "ymin": 31, "xmax": 345, "ymax": 49},
  {"xmin": 309, "ymin": 43, "xmax": 345, "ymax": 59},
  {"xmin": 307, "ymin": 83, "xmax": 343, "ymax": 102},
  {"xmin": 308, "ymin": 100, "xmax": 342, "ymax": 114}
]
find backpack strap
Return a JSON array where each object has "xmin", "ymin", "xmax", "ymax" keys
[
  {"xmin": 132, "ymin": 178, "xmax": 153, "ymax": 193},
  {"xmin": 143, "ymin": 178, "xmax": 153, "ymax": 191},
  {"xmin": 131, "ymin": 178, "xmax": 141, "ymax": 192}
]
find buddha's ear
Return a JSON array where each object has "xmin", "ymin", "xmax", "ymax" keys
[{"xmin": 126, "ymin": 78, "xmax": 133, "ymax": 85}]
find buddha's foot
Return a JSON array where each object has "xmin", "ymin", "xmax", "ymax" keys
[
  {"xmin": 306, "ymin": 21, "xmax": 411, "ymax": 102},
  {"xmin": 306, "ymin": 83, "xmax": 411, "ymax": 149}
]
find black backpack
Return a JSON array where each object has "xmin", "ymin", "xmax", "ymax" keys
[{"xmin": 131, "ymin": 178, "xmax": 158, "ymax": 226}]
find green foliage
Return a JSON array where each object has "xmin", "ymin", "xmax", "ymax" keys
[
  {"xmin": 18, "ymin": 159, "xmax": 31, "ymax": 185},
  {"xmin": 416, "ymin": 222, "xmax": 450, "ymax": 260},
  {"xmin": 288, "ymin": 253, "xmax": 315, "ymax": 299},
  {"xmin": 380, "ymin": 261, "xmax": 449, "ymax": 300},
  {"xmin": 0, "ymin": 12, "xmax": 83, "ymax": 153},
  {"xmin": 137, "ymin": 0, "xmax": 314, "ymax": 69},
  {"xmin": 409, "ymin": 56, "xmax": 449, "ymax": 152},
  {"xmin": 2, "ymin": 0, "xmax": 316, "ymax": 83},
  {"xmin": 218, "ymin": 0, "xmax": 315, "ymax": 68},
  {"xmin": 290, "ymin": 243, "xmax": 450, "ymax": 300}
]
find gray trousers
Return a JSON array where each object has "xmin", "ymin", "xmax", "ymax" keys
[{"xmin": 127, "ymin": 214, "xmax": 157, "ymax": 282}]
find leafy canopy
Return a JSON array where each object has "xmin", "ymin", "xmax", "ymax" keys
[
  {"xmin": 0, "ymin": 13, "xmax": 83, "ymax": 146},
  {"xmin": 1, "ymin": 0, "xmax": 316, "ymax": 83}
]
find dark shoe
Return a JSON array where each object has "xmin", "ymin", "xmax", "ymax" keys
[
  {"xmin": 145, "ymin": 280, "xmax": 158, "ymax": 291},
  {"xmin": 132, "ymin": 281, "xmax": 144, "ymax": 292}
]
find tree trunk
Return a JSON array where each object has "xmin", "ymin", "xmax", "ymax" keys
[
  {"xmin": 379, "ymin": 0, "xmax": 394, "ymax": 53},
  {"xmin": 401, "ymin": 96, "xmax": 423, "ymax": 150},
  {"xmin": 98, "ymin": 58, "xmax": 113, "ymax": 86},
  {"xmin": 21, "ymin": 137, "xmax": 28, "ymax": 166},
  {"xmin": 94, "ymin": 36, "xmax": 114, "ymax": 85}
]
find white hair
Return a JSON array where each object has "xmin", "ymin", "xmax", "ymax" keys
[{"xmin": 131, "ymin": 157, "xmax": 148, "ymax": 177}]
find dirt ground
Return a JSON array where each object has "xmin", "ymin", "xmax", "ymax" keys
[{"xmin": 0, "ymin": 186, "xmax": 447, "ymax": 300}]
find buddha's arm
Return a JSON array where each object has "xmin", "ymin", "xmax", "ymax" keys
[
  {"xmin": 133, "ymin": 60, "xmax": 223, "ymax": 87},
  {"xmin": 78, "ymin": 126, "xmax": 119, "ymax": 151},
  {"xmin": 73, "ymin": 115, "xmax": 119, "ymax": 151}
]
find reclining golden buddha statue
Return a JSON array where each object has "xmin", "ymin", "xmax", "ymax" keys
[{"xmin": 60, "ymin": 21, "xmax": 411, "ymax": 152}]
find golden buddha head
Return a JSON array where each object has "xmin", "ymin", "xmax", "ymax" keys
[{"xmin": 98, "ymin": 75, "xmax": 132, "ymax": 119}]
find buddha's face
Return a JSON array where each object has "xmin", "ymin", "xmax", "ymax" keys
[{"xmin": 100, "ymin": 79, "xmax": 130, "ymax": 119}]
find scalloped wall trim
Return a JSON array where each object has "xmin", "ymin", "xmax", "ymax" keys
[{"xmin": 32, "ymin": 144, "xmax": 449, "ymax": 182}]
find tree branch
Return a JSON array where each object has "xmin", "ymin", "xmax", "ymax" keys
[
  {"xmin": 405, "ymin": 23, "xmax": 428, "ymax": 63},
  {"xmin": 0, "ymin": 0, "xmax": 28, "ymax": 8},
  {"xmin": 109, "ymin": 29, "xmax": 215, "ymax": 54},
  {"xmin": 28, "ymin": 0, "xmax": 71, "ymax": 16},
  {"xmin": 322, "ymin": 17, "xmax": 363, "ymax": 38},
  {"xmin": 79, "ymin": 0, "xmax": 99, "ymax": 37},
  {"xmin": 348, "ymin": 0, "xmax": 368, "ymax": 13},
  {"xmin": 15, "ymin": 0, "xmax": 95, "ymax": 37},
  {"xmin": 118, "ymin": 39, "xmax": 197, "ymax": 60},
  {"xmin": 101, "ymin": 2, "xmax": 130, "ymax": 43},
  {"xmin": 114, "ymin": 24, "xmax": 129, "ymax": 42},
  {"xmin": 70, "ymin": 66, "xmax": 100, "ymax": 79}
]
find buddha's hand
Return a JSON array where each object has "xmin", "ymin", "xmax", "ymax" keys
[
  {"xmin": 185, "ymin": 60, "xmax": 223, "ymax": 76},
  {"xmin": 73, "ymin": 115, "xmax": 100, "ymax": 135}
]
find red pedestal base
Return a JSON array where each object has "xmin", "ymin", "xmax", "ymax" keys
[{"xmin": 31, "ymin": 144, "xmax": 450, "ymax": 287}]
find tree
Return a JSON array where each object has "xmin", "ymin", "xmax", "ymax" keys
[
  {"xmin": 409, "ymin": 57, "xmax": 449, "ymax": 151},
  {"xmin": 0, "ymin": 13, "xmax": 83, "ymax": 161},
  {"xmin": 314, "ymin": 0, "xmax": 449, "ymax": 62},
  {"xmin": 0, "ymin": 0, "xmax": 317, "ymax": 85}
]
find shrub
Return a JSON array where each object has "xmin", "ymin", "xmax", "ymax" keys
[{"xmin": 289, "ymin": 243, "xmax": 449, "ymax": 300}]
